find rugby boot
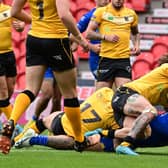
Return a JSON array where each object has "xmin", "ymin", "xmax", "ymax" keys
[{"xmin": 74, "ymin": 136, "xmax": 90, "ymax": 152}]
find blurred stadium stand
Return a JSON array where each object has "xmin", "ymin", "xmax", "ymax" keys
[{"xmin": 132, "ymin": 52, "xmax": 154, "ymax": 80}]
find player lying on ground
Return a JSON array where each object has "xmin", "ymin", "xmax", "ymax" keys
[
  {"xmin": 13, "ymin": 87, "xmax": 151, "ymax": 152},
  {"xmin": 15, "ymin": 111, "xmax": 168, "ymax": 153},
  {"xmin": 14, "ymin": 87, "xmax": 137, "ymax": 143}
]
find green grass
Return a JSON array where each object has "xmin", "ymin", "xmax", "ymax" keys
[{"xmin": 1, "ymin": 146, "xmax": 168, "ymax": 168}]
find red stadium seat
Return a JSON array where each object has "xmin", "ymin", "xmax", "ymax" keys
[
  {"xmin": 124, "ymin": 2, "xmax": 133, "ymax": 9},
  {"xmin": 75, "ymin": 8, "xmax": 90, "ymax": 22},
  {"xmin": 76, "ymin": 0, "xmax": 95, "ymax": 7},
  {"xmin": 12, "ymin": 31, "xmax": 22, "ymax": 47},
  {"xmin": 153, "ymin": 36, "xmax": 168, "ymax": 47},
  {"xmin": 70, "ymin": 1, "xmax": 78, "ymax": 16},
  {"xmin": 19, "ymin": 42, "xmax": 26, "ymax": 57},
  {"xmin": 134, "ymin": 52, "xmax": 154, "ymax": 66},
  {"xmin": 132, "ymin": 61, "xmax": 152, "ymax": 80},
  {"xmin": 152, "ymin": 44, "xmax": 168, "ymax": 61},
  {"xmin": 132, "ymin": 52, "xmax": 154, "ymax": 80},
  {"xmin": 13, "ymin": 48, "xmax": 21, "ymax": 60},
  {"xmin": 131, "ymin": 0, "xmax": 151, "ymax": 12},
  {"xmin": 151, "ymin": 36, "xmax": 168, "ymax": 63},
  {"xmin": 2, "ymin": 0, "xmax": 12, "ymax": 5},
  {"xmin": 77, "ymin": 46, "xmax": 89, "ymax": 59},
  {"xmin": 16, "ymin": 56, "xmax": 26, "ymax": 73},
  {"xmin": 75, "ymin": 1, "xmax": 95, "ymax": 21}
]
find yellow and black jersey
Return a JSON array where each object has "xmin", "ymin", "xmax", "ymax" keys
[
  {"xmin": 124, "ymin": 63, "xmax": 168, "ymax": 107},
  {"xmin": 27, "ymin": 0, "xmax": 68, "ymax": 38},
  {"xmin": 0, "ymin": 3, "xmax": 12, "ymax": 53},
  {"xmin": 91, "ymin": 3, "xmax": 138, "ymax": 59},
  {"xmin": 62, "ymin": 87, "xmax": 120, "ymax": 137}
]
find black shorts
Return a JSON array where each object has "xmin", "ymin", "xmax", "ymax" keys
[
  {"xmin": 51, "ymin": 112, "xmax": 66, "ymax": 135},
  {"xmin": 112, "ymin": 86, "xmax": 139, "ymax": 127},
  {"xmin": 0, "ymin": 51, "xmax": 17, "ymax": 77},
  {"xmin": 97, "ymin": 57, "xmax": 132, "ymax": 82},
  {"xmin": 26, "ymin": 35, "xmax": 75, "ymax": 71}
]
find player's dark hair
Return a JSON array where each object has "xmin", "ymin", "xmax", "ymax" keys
[{"xmin": 158, "ymin": 53, "xmax": 168, "ymax": 66}]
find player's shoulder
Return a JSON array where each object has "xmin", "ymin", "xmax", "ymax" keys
[{"xmin": 95, "ymin": 5, "xmax": 108, "ymax": 13}]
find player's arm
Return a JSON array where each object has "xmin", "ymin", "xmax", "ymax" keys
[
  {"xmin": 85, "ymin": 128, "xmax": 116, "ymax": 139},
  {"xmin": 12, "ymin": 20, "xmax": 25, "ymax": 32},
  {"xmin": 70, "ymin": 10, "xmax": 94, "ymax": 52},
  {"xmin": 131, "ymin": 25, "xmax": 140, "ymax": 56},
  {"xmin": 11, "ymin": 0, "xmax": 31, "ymax": 24},
  {"xmin": 85, "ymin": 127, "xmax": 131, "ymax": 139},
  {"xmin": 86, "ymin": 20, "xmax": 104, "ymax": 40},
  {"xmin": 56, "ymin": 0, "xmax": 89, "ymax": 51},
  {"xmin": 86, "ymin": 20, "xmax": 119, "ymax": 43}
]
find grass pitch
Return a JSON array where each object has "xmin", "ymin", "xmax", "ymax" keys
[{"xmin": 0, "ymin": 146, "xmax": 168, "ymax": 168}]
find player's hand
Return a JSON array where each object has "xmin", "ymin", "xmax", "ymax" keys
[
  {"xmin": 104, "ymin": 34, "xmax": 119, "ymax": 43},
  {"xmin": 87, "ymin": 134, "xmax": 101, "ymax": 145},
  {"xmin": 131, "ymin": 47, "xmax": 141, "ymax": 56},
  {"xmin": 71, "ymin": 41, "xmax": 78, "ymax": 52},
  {"xmin": 88, "ymin": 43, "xmax": 100, "ymax": 54},
  {"xmin": 74, "ymin": 34, "xmax": 89, "ymax": 52},
  {"xmin": 12, "ymin": 20, "xmax": 25, "ymax": 32}
]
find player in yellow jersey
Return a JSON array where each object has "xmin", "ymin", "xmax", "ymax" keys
[
  {"xmin": 14, "ymin": 111, "xmax": 168, "ymax": 153},
  {"xmin": 0, "ymin": 0, "xmax": 31, "ymax": 140},
  {"xmin": 86, "ymin": 0, "xmax": 140, "ymax": 90},
  {"xmin": 14, "ymin": 87, "xmax": 140, "ymax": 149},
  {"xmin": 111, "ymin": 53, "xmax": 168, "ymax": 155},
  {"xmin": 0, "ymin": 1, "xmax": 22, "ymax": 120},
  {"xmin": 0, "ymin": 0, "xmax": 90, "ymax": 154}
]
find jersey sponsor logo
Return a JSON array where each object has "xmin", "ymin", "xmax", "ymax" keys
[
  {"xmin": 0, "ymin": 9, "xmax": 11, "ymax": 22},
  {"xmin": 112, "ymin": 96, "xmax": 120, "ymax": 103},
  {"xmin": 126, "ymin": 65, "xmax": 131, "ymax": 73},
  {"xmin": 52, "ymin": 55, "xmax": 62, "ymax": 60},
  {"xmin": 98, "ymin": 69, "xmax": 109, "ymax": 74},
  {"xmin": 102, "ymin": 12, "xmax": 134, "ymax": 25}
]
